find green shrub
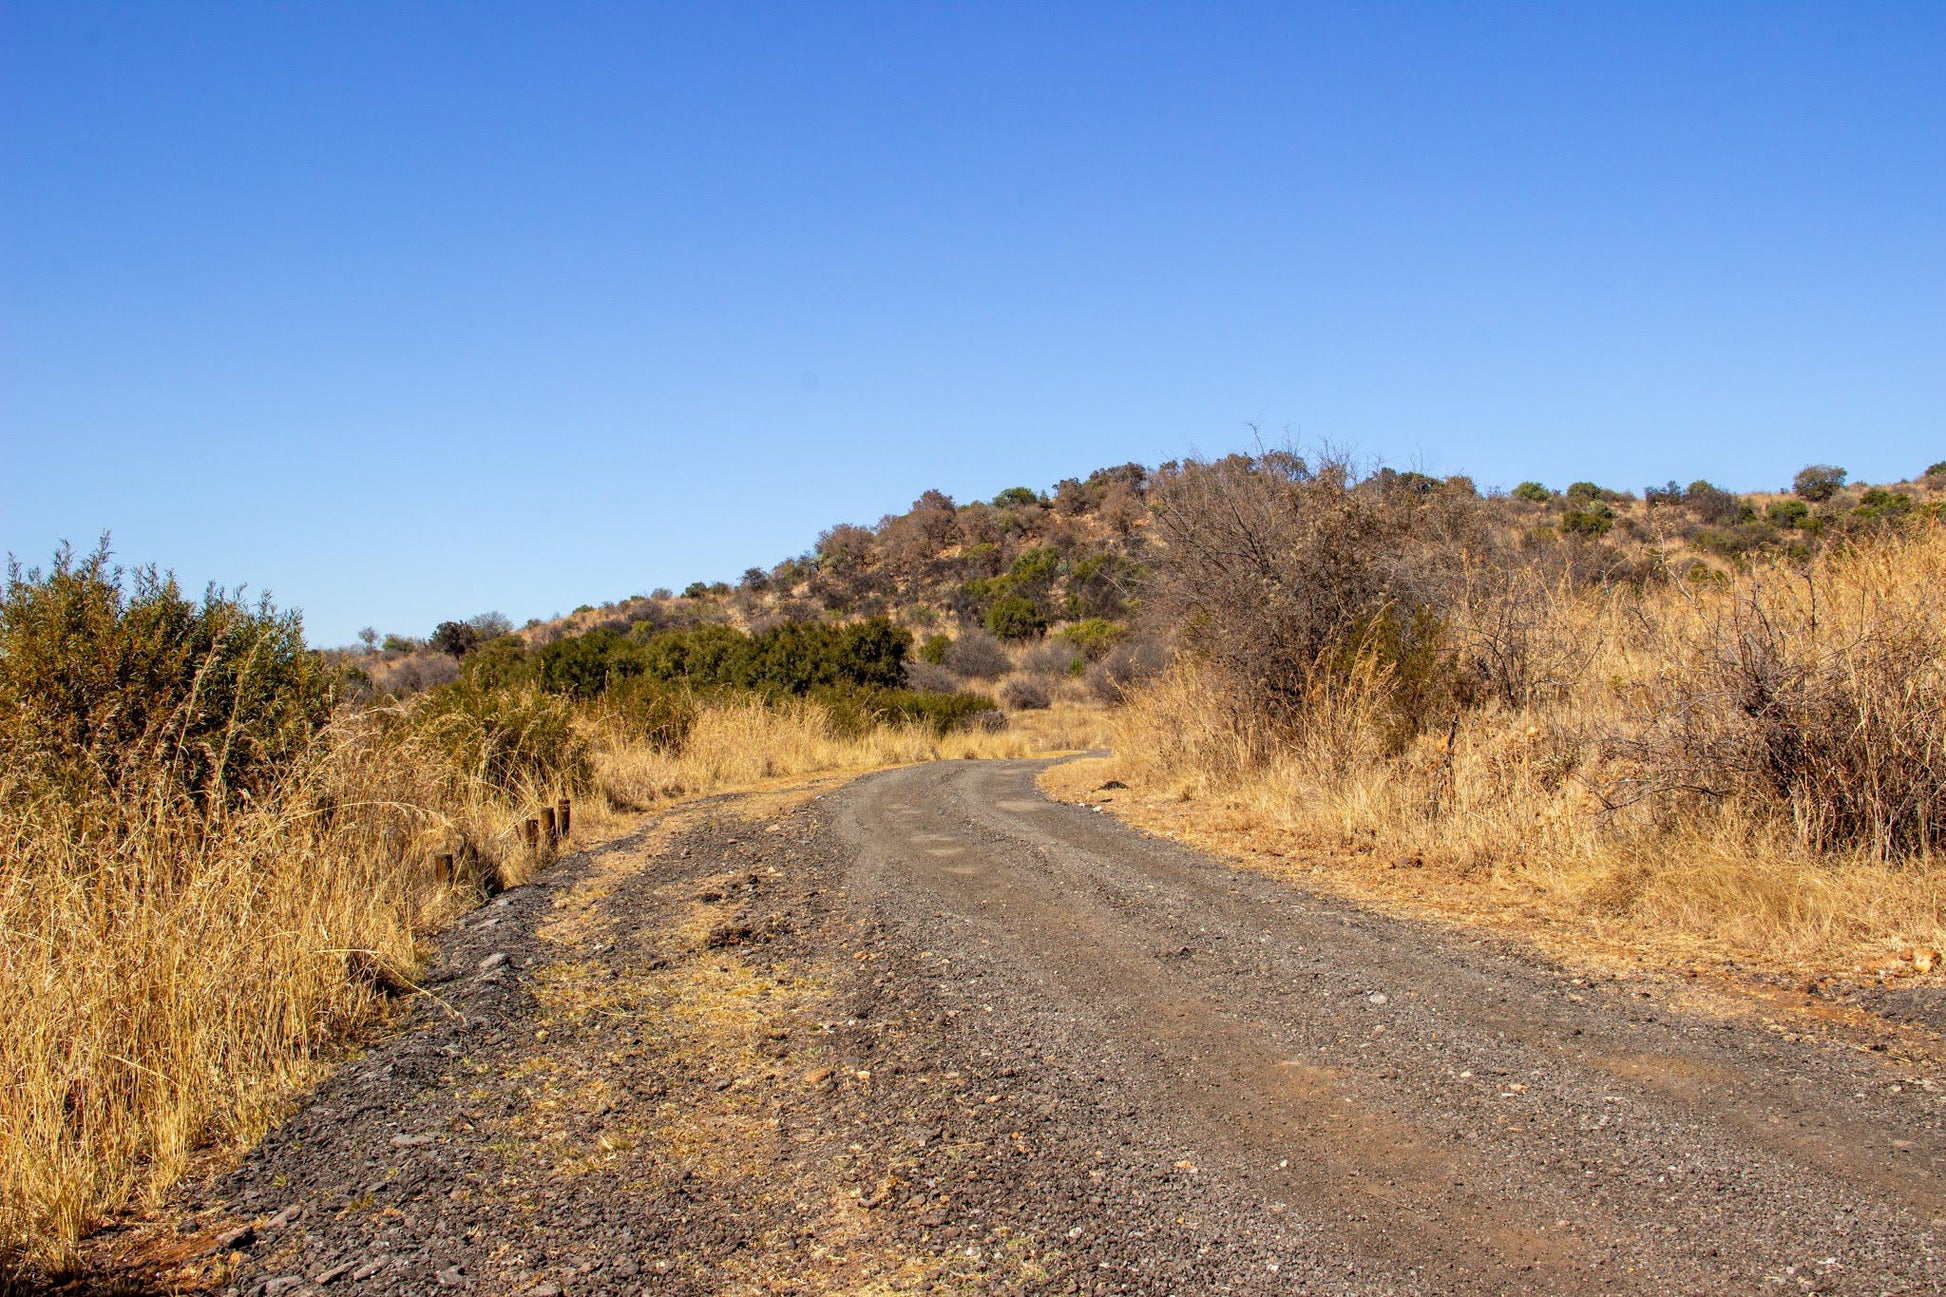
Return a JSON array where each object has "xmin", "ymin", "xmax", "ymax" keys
[
  {"xmin": 986, "ymin": 593, "xmax": 1047, "ymax": 640},
  {"xmin": 1511, "ymin": 481, "xmax": 1551, "ymax": 503},
  {"xmin": 0, "ymin": 541, "xmax": 332, "ymax": 808},
  {"xmin": 1855, "ymin": 488, "xmax": 1914, "ymax": 522},
  {"xmin": 991, "ymin": 486, "xmax": 1039, "ymax": 508},
  {"xmin": 461, "ymin": 634, "xmax": 532, "ymax": 689},
  {"xmin": 1765, "ymin": 499, "xmax": 1811, "ymax": 530},
  {"xmin": 634, "ymin": 622, "xmax": 747, "ymax": 683},
  {"xmin": 807, "ymin": 684, "xmax": 999, "ymax": 739},
  {"xmin": 625, "ymin": 617, "xmax": 911, "ymax": 695},
  {"xmin": 1055, "ymin": 617, "xmax": 1127, "ymax": 660},
  {"xmin": 531, "ymin": 628, "xmax": 650, "ymax": 699},
  {"xmin": 919, "ymin": 633, "xmax": 951, "ymax": 665},
  {"xmin": 740, "ymin": 618, "xmax": 912, "ymax": 693},
  {"xmin": 1683, "ymin": 481, "xmax": 1743, "ymax": 525},
  {"xmin": 1560, "ymin": 503, "xmax": 1615, "ymax": 536}
]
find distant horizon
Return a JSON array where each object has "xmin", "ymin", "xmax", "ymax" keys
[{"xmin": 5, "ymin": 3, "xmax": 1940, "ymax": 644}]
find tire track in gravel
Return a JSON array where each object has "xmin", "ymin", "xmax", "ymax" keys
[{"xmin": 100, "ymin": 759, "xmax": 1946, "ymax": 1297}]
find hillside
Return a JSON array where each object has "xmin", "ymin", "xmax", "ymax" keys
[{"xmin": 353, "ymin": 454, "xmax": 1946, "ymax": 705}]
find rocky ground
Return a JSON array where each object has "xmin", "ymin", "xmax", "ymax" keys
[{"xmin": 59, "ymin": 760, "xmax": 1946, "ymax": 1295}]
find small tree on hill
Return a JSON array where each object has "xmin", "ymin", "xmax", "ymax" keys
[
  {"xmin": 431, "ymin": 620, "xmax": 481, "ymax": 659},
  {"xmin": 1793, "ymin": 464, "xmax": 1847, "ymax": 502}
]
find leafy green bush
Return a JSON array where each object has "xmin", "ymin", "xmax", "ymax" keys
[
  {"xmin": 626, "ymin": 618, "xmax": 911, "ymax": 695},
  {"xmin": 1765, "ymin": 498, "xmax": 1811, "ymax": 529},
  {"xmin": 918, "ymin": 633, "xmax": 951, "ymax": 665},
  {"xmin": 808, "ymin": 684, "xmax": 999, "ymax": 738},
  {"xmin": 531, "ymin": 628, "xmax": 650, "ymax": 699},
  {"xmin": 1560, "ymin": 503, "xmax": 1615, "ymax": 536},
  {"xmin": 0, "ymin": 541, "xmax": 332, "ymax": 807},
  {"xmin": 1055, "ymin": 618, "xmax": 1127, "ymax": 660},
  {"xmin": 1065, "ymin": 552, "xmax": 1139, "ymax": 619},
  {"xmin": 1855, "ymin": 488, "xmax": 1914, "ymax": 522},
  {"xmin": 986, "ymin": 594, "xmax": 1047, "ymax": 640},
  {"xmin": 1512, "ymin": 481, "xmax": 1552, "ymax": 503},
  {"xmin": 991, "ymin": 486, "xmax": 1039, "ymax": 507},
  {"xmin": 1565, "ymin": 481, "xmax": 1619, "ymax": 504},
  {"xmin": 459, "ymin": 634, "xmax": 531, "ymax": 689},
  {"xmin": 1683, "ymin": 481, "xmax": 1744, "ymax": 525}
]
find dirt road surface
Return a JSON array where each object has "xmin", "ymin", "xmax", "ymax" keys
[{"xmin": 151, "ymin": 759, "xmax": 1946, "ymax": 1295}]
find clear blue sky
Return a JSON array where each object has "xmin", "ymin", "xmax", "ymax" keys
[{"xmin": 4, "ymin": 2, "xmax": 1941, "ymax": 644}]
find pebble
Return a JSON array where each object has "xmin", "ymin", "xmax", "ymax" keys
[
  {"xmin": 436, "ymin": 1264, "xmax": 466, "ymax": 1286},
  {"xmin": 314, "ymin": 1262, "xmax": 353, "ymax": 1285},
  {"xmin": 266, "ymin": 1204, "xmax": 303, "ymax": 1229},
  {"xmin": 217, "ymin": 1224, "xmax": 256, "ymax": 1251},
  {"xmin": 1368, "ymin": 993, "xmax": 1388, "ymax": 1005},
  {"xmin": 262, "ymin": 1277, "xmax": 303, "ymax": 1296},
  {"xmin": 392, "ymin": 1133, "xmax": 434, "ymax": 1147},
  {"xmin": 351, "ymin": 1258, "xmax": 387, "ymax": 1280},
  {"xmin": 479, "ymin": 952, "xmax": 510, "ymax": 971},
  {"xmin": 526, "ymin": 1285, "xmax": 563, "ymax": 1297}
]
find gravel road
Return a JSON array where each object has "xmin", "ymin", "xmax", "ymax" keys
[{"xmin": 163, "ymin": 759, "xmax": 1946, "ymax": 1296}]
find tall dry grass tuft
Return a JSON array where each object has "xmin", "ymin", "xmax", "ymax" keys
[
  {"xmin": 1112, "ymin": 522, "xmax": 1946, "ymax": 971},
  {"xmin": 0, "ymin": 703, "xmax": 536, "ymax": 1275}
]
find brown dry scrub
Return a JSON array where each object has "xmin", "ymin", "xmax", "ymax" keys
[{"xmin": 1105, "ymin": 512, "xmax": 1946, "ymax": 977}]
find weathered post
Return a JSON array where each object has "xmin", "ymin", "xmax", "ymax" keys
[
  {"xmin": 541, "ymin": 804, "xmax": 559, "ymax": 851},
  {"xmin": 434, "ymin": 851, "xmax": 455, "ymax": 883},
  {"xmin": 557, "ymin": 797, "xmax": 572, "ymax": 840},
  {"xmin": 523, "ymin": 817, "xmax": 540, "ymax": 852}
]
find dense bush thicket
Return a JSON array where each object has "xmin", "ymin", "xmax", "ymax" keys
[
  {"xmin": 415, "ymin": 615, "xmax": 1000, "ymax": 747},
  {"xmin": 0, "ymin": 542, "xmax": 334, "ymax": 810}
]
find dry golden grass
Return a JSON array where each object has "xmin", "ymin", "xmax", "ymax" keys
[
  {"xmin": 1083, "ymin": 526, "xmax": 1946, "ymax": 981},
  {"xmin": 0, "ymin": 690, "xmax": 1097, "ymax": 1275}
]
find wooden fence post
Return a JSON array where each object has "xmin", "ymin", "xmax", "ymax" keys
[
  {"xmin": 557, "ymin": 797, "xmax": 572, "ymax": 840},
  {"xmin": 541, "ymin": 805, "xmax": 559, "ymax": 851},
  {"xmin": 434, "ymin": 852, "xmax": 455, "ymax": 882},
  {"xmin": 523, "ymin": 817, "xmax": 540, "ymax": 852}
]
